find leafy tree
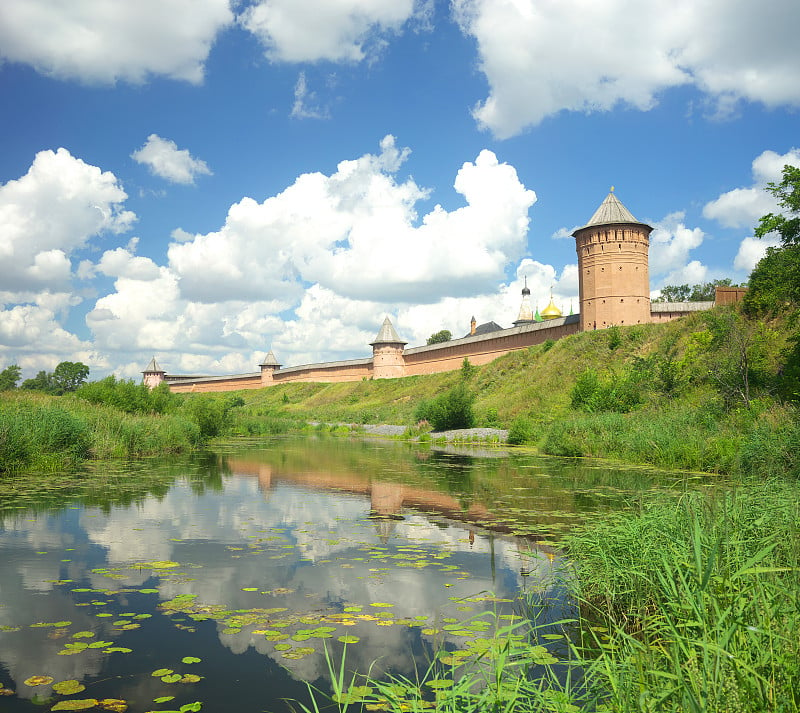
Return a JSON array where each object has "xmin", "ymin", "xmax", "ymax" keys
[
  {"xmin": 654, "ymin": 279, "xmax": 736, "ymax": 303},
  {"xmin": 460, "ymin": 357, "xmax": 476, "ymax": 380},
  {"xmin": 427, "ymin": 329, "xmax": 452, "ymax": 345},
  {"xmin": 0, "ymin": 365, "xmax": 21, "ymax": 391},
  {"xmin": 701, "ymin": 309, "xmax": 776, "ymax": 409},
  {"xmin": 19, "ymin": 361, "xmax": 90, "ymax": 395},
  {"xmin": 755, "ymin": 164, "xmax": 800, "ymax": 246},
  {"xmin": 51, "ymin": 361, "xmax": 90, "ymax": 394},
  {"xmin": 21, "ymin": 370, "xmax": 55, "ymax": 393},
  {"xmin": 744, "ymin": 164, "xmax": 800, "ymax": 399}
]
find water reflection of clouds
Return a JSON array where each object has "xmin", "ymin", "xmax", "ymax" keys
[{"xmin": 0, "ymin": 465, "xmax": 572, "ymax": 703}]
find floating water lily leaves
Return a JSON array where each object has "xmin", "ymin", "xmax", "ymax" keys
[
  {"xmin": 24, "ymin": 676, "xmax": 54, "ymax": 686},
  {"xmin": 97, "ymin": 700, "xmax": 128, "ymax": 712},
  {"xmin": 52, "ymin": 680, "xmax": 85, "ymax": 695},
  {"xmin": 181, "ymin": 657, "xmax": 201, "ymax": 664},
  {"xmin": 333, "ymin": 686, "xmax": 372, "ymax": 704},
  {"xmin": 180, "ymin": 674, "xmax": 202, "ymax": 684},
  {"xmin": 51, "ymin": 699, "xmax": 98, "ymax": 711},
  {"xmin": 424, "ymin": 679, "xmax": 453, "ymax": 689},
  {"xmin": 151, "ymin": 669, "xmax": 173, "ymax": 677},
  {"xmin": 153, "ymin": 696, "xmax": 175, "ymax": 704},
  {"xmin": 337, "ymin": 636, "xmax": 360, "ymax": 644},
  {"xmin": 161, "ymin": 674, "xmax": 183, "ymax": 684},
  {"xmin": 0, "ymin": 685, "xmax": 15, "ymax": 696}
]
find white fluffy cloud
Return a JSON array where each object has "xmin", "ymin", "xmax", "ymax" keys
[
  {"xmin": 0, "ymin": 148, "xmax": 135, "ymax": 295},
  {"xmin": 167, "ymin": 136, "xmax": 536, "ymax": 304},
  {"xmin": 452, "ymin": 0, "xmax": 800, "ymax": 137},
  {"xmin": 733, "ymin": 236, "xmax": 781, "ymax": 273},
  {"xmin": 0, "ymin": 0, "xmax": 233, "ymax": 84},
  {"xmin": 648, "ymin": 212, "xmax": 706, "ymax": 284},
  {"xmin": 240, "ymin": 0, "xmax": 425, "ymax": 63},
  {"xmin": 131, "ymin": 134, "xmax": 213, "ymax": 185},
  {"xmin": 703, "ymin": 148, "xmax": 800, "ymax": 229}
]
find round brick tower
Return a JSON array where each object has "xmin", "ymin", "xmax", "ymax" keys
[
  {"xmin": 572, "ymin": 189, "xmax": 652, "ymax": 331},
  {"xmin": 370, "ymin": 317, "xmax": 407, "ymax": 379}
]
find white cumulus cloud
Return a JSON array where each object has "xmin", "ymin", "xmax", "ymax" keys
[
  {"xmin": 0, "ymin": 0, "xmax": 234, "ymax": 84},
  {"xmin": 703, "ymin": 148, "xmax": 800, "ymax": 229},
  {"xmin": 167, "ymin": 135, "xmax": 536, "ymax": 304},
  {"xmin": 131, "ymin": 134, "xmax": 213, "ymax": 185},
  {"xmin": 0, "ymin": 148, "xmax": 135, "ymax": 295},
  {"xmin": 733, "ymin": 236, "xmax": 782, "ymax": 273},
  {"xmin": 240, "ymin": 0, "xmax": 424, "ymax": 63},
  {"xmin": 452, "ymin": 0, "xmax": 800, "ymax": 137},
  {"xmin": 648, "ymin": 212, "xmax": 706, "ymax": 284}
]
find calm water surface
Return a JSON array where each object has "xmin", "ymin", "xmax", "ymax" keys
[{"xmin": 0, "ymin": 436, "xmax": 703, "ymax": 712}]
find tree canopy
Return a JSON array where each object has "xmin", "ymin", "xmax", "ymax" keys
[
  {"xmin": 653, "ymin": 279, "xmax": 739, "ymax": 303},
  {"xmin": 744, "ymin": 164, "xmax": 800, "ymax": 317},
  {"xmin": 19, "ymin": 361, "xmax": 90, "ymax": 395},
  {"xmin": 0, "ymin": 365, "xmax": 21, "ymax": 391},
  {"xmin": 426, "ymin": 329, "xmax": 452, "ymax": 345}
]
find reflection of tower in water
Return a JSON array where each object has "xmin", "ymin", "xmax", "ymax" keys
[{"xmin": 369, "ymin": 482, "xmax": 405, "ymax": 542}]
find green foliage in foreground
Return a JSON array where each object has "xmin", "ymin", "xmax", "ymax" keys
[
  {"xmin": 0, "ymin": 392, "xmax": 202, "ymax": 472},
  {"xmin": 299, "ymin": 483, "xmax": 800, "ymax": 713},
  {"xmin": 562, "ymin": 483, "xmax": 800, "ymax": 712}
]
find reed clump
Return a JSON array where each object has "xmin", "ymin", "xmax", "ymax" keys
[{"xmin": 562, "ymin": 482, "xmax": 800, "ymax": 712}]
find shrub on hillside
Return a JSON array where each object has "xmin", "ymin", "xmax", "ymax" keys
[
  {"xmin": 507, "ymin": 416, "xmax": 535, "ymax": 445},
  {"xmin": 571, "ymin": 368, "xmax": 643, "ymax": 413},
  {"xmin": 77, "ymin": 376, "xmax": 179, "ymax": 415},
  {"xmin": 415, "ymin": 383, "xmax": 476, "ymax": 431}
]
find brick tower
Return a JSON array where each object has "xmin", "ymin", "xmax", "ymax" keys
[
  {"xmin": 370, "ymin": 317, "xmax": 407, "ymax": 379},
  {"xmin": 572, "ymin": 189, "xmax": 652, "ymax": 331}
]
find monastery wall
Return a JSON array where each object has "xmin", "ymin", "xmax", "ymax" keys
[
  {"xmin": 270, "ymin": 358, "xmax": 373, "ymax": 384},
  {"xmin": 648, "ymin": 301, "xmax": 715, "ymax": 323},
  {"xmin": 403, "ymin": 316, "xmax": 580, "ymax": 376},
  {"xmin": 167, "ymin": 374, "xmax": 263, "ymax": 393}
]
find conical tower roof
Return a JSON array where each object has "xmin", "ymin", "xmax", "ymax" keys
[
  {"xmin": 578, "ymin": 188, "xmax": 649, "ymax": 230},
  {"xmin": 370, "ymin": 316, "xmax": 406, "ymax": 345},
  {"xmin": 143, "ymin": 356, "xmax": 163, "ymax": 373},
  {"xmin": 260, "ymin": 350, "xmax": 280, "ymax": 367}
]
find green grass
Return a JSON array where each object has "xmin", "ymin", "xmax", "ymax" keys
[
  {"xmin": 291, "ymin": 482, "xmax": 800, "ymax": 713},
  {"xmin": 0, "ymin": 391, "xmax": 202, "ymax": 471}
]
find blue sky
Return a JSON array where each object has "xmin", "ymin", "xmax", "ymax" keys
[{"xmin": 1, "ymin": 0, "xmax": 798, "ymax": 380}]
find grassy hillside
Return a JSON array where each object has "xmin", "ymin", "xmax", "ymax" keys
[{"xmin": 231, "ymin": 307, "xmax": 799, "ymax": 478}]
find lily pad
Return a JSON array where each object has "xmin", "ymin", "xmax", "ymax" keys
[
  {"xmin": 161, "ymin": 674, "xmax": 183, "ymax": 684},
  {"xmin": 153, "ymin": 697, "xmax": 175, "ymax": 704},
  {"xmin": 24, "ymin": 676, "xmax": 54, "ymax": 687},
  {"xmin": 98, "ymin": 700, "xmax": 128, "ymax": 713},
  {"xmin": 52, "ymin": 680, "xmax": 85, "ymax": 695},
  {"xmin": 181, "ymin": 657, "xmax": 201, "ymax": 664},
  {"xmin": 51, "ymin": 699, "xmax": 99, "ymax": 711},
  {"xmin": 151, "ymin": 669, "xmax": 173, "ymax": 677},
  {"xmin": 337, "ymin": 636, "xmax": 360, "ymax": 644}
]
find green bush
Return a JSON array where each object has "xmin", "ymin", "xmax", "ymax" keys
[
  {"xmin": 180, "ymin": 396, "xmax": 232, "ymax": 439},
  {"xmin": 415, "ymin": 383, "xmax": 476, "ymax": 431},
  {"xmin": 570, "ymin": 368, "xmax": 643, "ymax": 413},
  {"xmin": 77, "ymin": 376, "xmax": 180, "ymax": 414},
  {"xmin": 507, "ymin": 415, "xmax": 535, "ymax": 445}
]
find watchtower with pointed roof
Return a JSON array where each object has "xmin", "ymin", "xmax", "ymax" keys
[
  {"xmin": 572, "ymin": 188, "xmax": 652, "ymax": 331},
  {"xmin": 259, "ymin": 349, "xmax": 282, "ymax": 385},
  {"xmin": 142, "ymin": 356, "xmax": 165, "ymax": 389},
  {"xmin": 370, "ymin": 316, "xmax": 407, "ymax": 379}
]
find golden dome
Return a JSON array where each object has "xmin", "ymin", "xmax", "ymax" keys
[{"xmin": 540, "ymin": 297, "xmax": 563, "ymax": 320}]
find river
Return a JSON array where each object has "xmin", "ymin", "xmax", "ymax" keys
[{"xmin": 0, "ymin": 436, "xmax": 703, "ymax": 713}]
